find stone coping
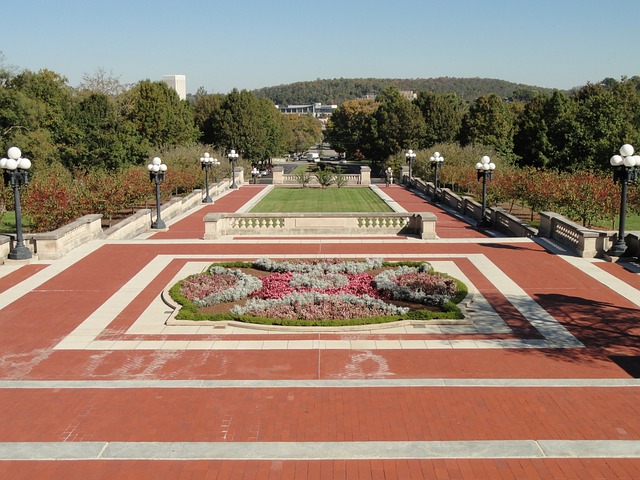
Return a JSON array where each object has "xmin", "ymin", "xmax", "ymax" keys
[{"xmin": 165, "ymin": 317, "xmax": 472, "ymax": 333}]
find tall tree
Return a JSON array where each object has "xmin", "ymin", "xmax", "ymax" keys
[
  {"xmin": 64, "ymin": 92, "xmax": 145, "ymax": 170},
  {"xmin": 414, "ymin": 90, "xmax": 465, "ymax": 147},
  {"xmin": 259, "ymin": 97, "xmax": 285, "ymax": 161},
  {"xmin": 207, "ymin": 89, "xmax": 282, "ymax": 161},
  {"xmin": 0, "ymin": 69, "xmax": 72, "ymax": 166},
  {"xmin": 191, "ymin": 87, "xmax": 225, "ymax": 144},
  {"xmin": 121, "ymin": 80, "xmax": 198, "ymax": 150},
  {"xmin": 564, "ymin": 83, "xmax": 631, "ymax": 171},
  {"xmin": 459, "ymin": 94, "xmax": 516, "ymax": 157},
  {"xmin": 282, "ymin": 114, "xmax": 323, "ymax": 154},
  {"xmin": 365, "ymin": 86, "xmax": 426, "ymax": 161},
  {"xmin": 513, "ymin": 93, "xmax": 552, "ymax": 168},
  {"xmin": 78, "ymin": 67, "xmax": 127, "ymax": 96},
  {"xmin": 325, "ymin": 98, "xmax": 377, "ymax": 157}
]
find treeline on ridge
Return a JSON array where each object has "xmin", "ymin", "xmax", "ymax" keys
[{"xmin": 251, "ymin": 77, "xmax": 558, "ymax": 105}]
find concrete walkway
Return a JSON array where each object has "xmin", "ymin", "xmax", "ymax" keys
[{"xmin": 1, "ymin": 184, "xmax": 639, "ymax": 479}]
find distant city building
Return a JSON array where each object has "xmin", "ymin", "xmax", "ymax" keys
[
  {"xmin": 359, "ymin": 90, "xmax": 417, "ymax": 101},
  {"xmin": 163, "ymin": 75, "xmax": 186, "ymax": 100},
  {"xmin": 276, "ymin": 103, "xmax": 338, "ymax": 125}
]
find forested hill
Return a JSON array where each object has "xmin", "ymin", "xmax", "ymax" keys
[{"xmin": 251, "ymin": 77, "xmax": 558, "ymax": 105}]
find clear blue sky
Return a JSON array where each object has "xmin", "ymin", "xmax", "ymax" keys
[{"xmin": 2, "ymin": 0, "xmax": 638, "ymax": 95}]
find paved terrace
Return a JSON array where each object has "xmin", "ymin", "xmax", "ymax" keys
[{"xmin": 1, "ymin": 184, "xmax": 639, "ymax": 479}]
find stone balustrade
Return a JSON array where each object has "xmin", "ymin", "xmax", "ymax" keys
[
  {"xmin": 538, "ymin": 211, "xmax": 610, "ymax": 258},
  {"xmin": 272, "ymin": 166, "xmax": 370, "ymax": 186},
  {"xmin": 204, "ymin": 212, "xmax": 436, "ymax": 240}
]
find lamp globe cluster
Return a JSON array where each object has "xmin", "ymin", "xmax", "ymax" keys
[
  {"xmin": 475, "ymin": 156, "xmax": 496, "ymax": 174},
  {"xmin": 610, "ymin": 144, "xmax": 640, "ymax": 169},
  {"xmin": 0, "ymin": 147, "xmax": 32, "ymax": 172},
  {"xmin": 147, "ymin": 156, "xmax": 167, "ymax": 174}
]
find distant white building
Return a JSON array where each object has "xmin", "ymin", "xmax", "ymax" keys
[
  {"xmin": 163, "ymin": 75, "xmax": 186, "ymax": 100},
  {"xmin": 276, "ymin": 103, "xmax": 338, "ymax": 125}
]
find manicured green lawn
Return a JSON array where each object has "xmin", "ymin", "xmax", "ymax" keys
[
  {"xmin": 592, "ymin": 214, "xmax": 640, "ymax": 231},
  {"xmin": 250, "ymin": 187, "xmax": 393, "ymax": 213},
  {"xmin": 0, "ymin": 212, "xmax": 28, "ymax": 234}
]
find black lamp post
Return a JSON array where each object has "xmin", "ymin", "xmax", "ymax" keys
[
  {"xmin": 405, "ymin": 149, "xmax": 416, "ymax": 184},
  {"xmin": 475, "ymin": 155, "xmax": 496, "ymax": 228},
  {"xmin": 1, "ymin": 147, "xmax": 32, "ymax": 260},
  {"xmin": 199, "ymin": 152, "xmax": 219, "ymax": 203},
  {"xmin": 228, "ymin": 149, "xmax": 239, "ymax": 189},
  {"xmin": 608, "ymin": 143, "xmax": 639, "ymax": 257},
  {"xmin": 147, "ymin": 156, "xmax": 167, "ymax": 229},
  {"xmin": 429, "ymin": 151, "xmax": 444, "ymax": 201}
]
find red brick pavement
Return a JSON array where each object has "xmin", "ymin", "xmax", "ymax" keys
[
  {"xmin": 1, "ymin": 184, "xmax": 640, "ymax": 478},
  {"xmin": 1, "ymin": 387, "xmax": 639, "ymax": 442},
  {"xmin": 2, "ymin": 459, "xmax": 640, "ymax": 480},
  {"xmin": 380, "ymin": 185, "xmax": 487, "ymax": 239},
  {"xmin": 150, "ymin": 185, "xmax": 269, "ymax": 239}
]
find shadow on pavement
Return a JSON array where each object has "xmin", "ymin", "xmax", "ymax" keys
[{"xmin": 536, "ymin": 292, "xmax": 640, "ymax": 356}]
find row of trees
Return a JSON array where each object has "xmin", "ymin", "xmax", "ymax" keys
[
  {"xmin": 387, "ymin": 143, "xmax": 639, "ymax": 229},
  {"xmin": 325, "ymin": 78, "xmax": 640, "ymax": 173},
  {"xmin": 0, "ymin": 58, "xmax": 325, "ymax": 231},
  {"xmin": 252, "ymin": 77, "xmax": 550, "ymax": 105},
  {"xmin": 0, "ymin": 59, "xmax": 323, "ymax": 175}
]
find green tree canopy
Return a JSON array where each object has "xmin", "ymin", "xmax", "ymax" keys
[
  {"xmin": 324, "ymin": 98, "xmax": 377, "ymax": 157},
  {"xmin": 414, "ymin": 90, "xmax": 466, "ymax": 147},
  {"xmin": 281, "ymin": 114, "xmax": 323, "ymax": 154},
  {"xmin": 459, "ymin": 93, "xmax": 516, "ymax": 157},
  {"xmin": 365, "ymin": 86, "xmax": 426, "ymax": 161},
  {"xmin": 121, "ymin": 80, "xmax": 199, "ymax": 150},
  {"xmin": 191, "ymin": 87, "xmax": 225, "ymax": 145}
]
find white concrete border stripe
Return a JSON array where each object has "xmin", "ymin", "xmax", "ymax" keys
[
  {"xmin": 1, "ymin": 379, "xmax": 639, "ymax": 388},
  {"xmin": 469, "ymin": 254, "xmax": 583, "ymax": 347},
  {"xmin": 1, "ymin": 440, "xmax": 640, "ymax": 460},
  {"xmin": 560, "ymin": 255, "xmax": 640, "ymax": 308}
]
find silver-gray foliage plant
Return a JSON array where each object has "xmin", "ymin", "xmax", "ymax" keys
[
  {"xmin": 253, "ymin": 257, "xmax": 384, "ymax": 275},
  {"xmin": 374, "ymin": 263, "xmax": 453, "ymax": 306},
  {"xmin": 194, "ymin": 266, "xmax": 263, "ymax": 307},
  {"xmin": 231, "ymin": 291, "xmax": 409, "ymax": 317}
]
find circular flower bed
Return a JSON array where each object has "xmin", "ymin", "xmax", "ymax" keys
[{"xmin": 171, "ymin": 258, "xmax": 466, "ymax": 325}]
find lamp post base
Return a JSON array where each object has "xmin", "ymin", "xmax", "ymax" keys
[
  {"xmin": 8, "ymin": 244, "xmax": 32, "ymax": 260},
  {"xmin": 476, "ymin": 219, "xmax": 491, "ymax": 229},
  {"xmin": 606, "ymin": 239, "xmax": 629, "ymax": 258},
  {"xmin": 151, "ymin": 219, "xmax": 167, "ymax": 229},
  {"xmin": 231, "ymin": 184, "xmax": 239, "ymax": 189},
  {"xmin": 203, "ymin": 196, "xmax": 213, "ymax": 203}
]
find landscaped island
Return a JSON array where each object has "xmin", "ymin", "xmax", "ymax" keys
[{"xmin": 169, "ymin": 258, "xmax": 468, "ymax": 327}]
